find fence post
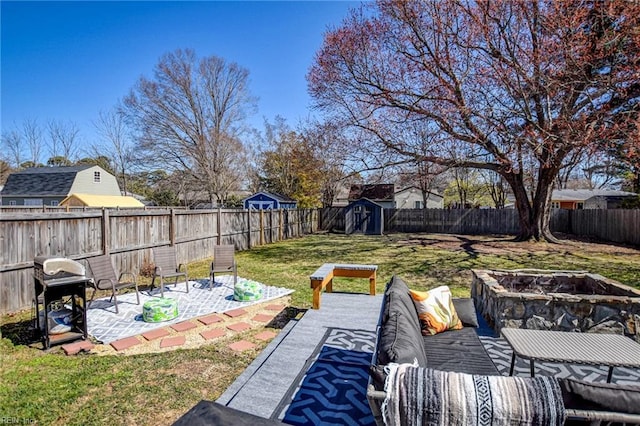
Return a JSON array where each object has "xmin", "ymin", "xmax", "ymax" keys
[
  {"xmin": 279, "ymin": 209, "xmax": 283, "ymax": 241},
  {"xmin": 260, "ymin": 209, "xmax": 265, "ymax": 245},
  {"xmin": 270, "ymin": 209, "xmax": 274, "ymax": 243},
  {"xmin": 102, "ymin": 208, "xmax": 110, "ymax": 255},
  {"xmin": 169, "ymin": 208, "xmax": 176, "ymax": 246},
  {"xmin": 247, "ymin": 209, "xmax": 252, "ymax": 249},
  {"xmin": 217, "ymin": 207, "xmax": 222, "ymax": 245}
]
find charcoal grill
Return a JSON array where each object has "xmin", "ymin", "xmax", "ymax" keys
[{"xmin": 34, "ymin": 256, "xmax": 92, "ymax": 349}]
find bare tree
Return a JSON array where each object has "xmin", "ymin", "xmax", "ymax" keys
[
  {"xmin": 93, "ymin": 108, "xmax": 135, "ymax": 194},
  {"xmin": 445, "ymin": 168, "xmax": 489, "ymax": 208},
  {"xmin": 579, "ymin": 152, "xmax": 624, "ymax": 189},
  {"xmin": 0, "ymin": 159, "xmax": 11, "ymax": 185},
  {"xmin": 309, "ymin": 1, "xmax": 640, "ymax": 241},
  {"xmin": 2, "ymin": 120, "xmax": 45, "ymax": 168},
  {"xmin": 122, "ymin": 49, "xmax": 255, "ymax": 205},
  {"xmin": 47, "ymin": 119, "xmax": 80, "ymax": 163},
  {"xmin": 22, "ymin": 119, "xmax": 44, "ymax": 166},
  {"xmin": 1, "ymin": 129, "xmax": 24, "ymax": 168},
  {"xmin": 300, "ymin": 120, "xmax": 350, "ymax": 207},
  {"xmin": 394, "ymin": 122, "xmax": 448, "ymax": 208},
  {"xmin": 481, "ymin": 171, "xmax": 509, "ymax": 209}
]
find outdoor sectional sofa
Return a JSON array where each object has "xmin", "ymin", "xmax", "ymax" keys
[{"xmin": 366, "ymin": 275, "xmax": 640, "ymax": 426}]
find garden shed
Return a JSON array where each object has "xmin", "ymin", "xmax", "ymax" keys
[
  {"xmin": 344, "ymin": 198, "xmax": 384, "ymax": 235},
  {"xmin": 59, "ymin": 193, "xmax": 144, "ymax": 208},
  {"xmin": 243, "ymin": 192, "xmax": 297, "ymax": 210}
]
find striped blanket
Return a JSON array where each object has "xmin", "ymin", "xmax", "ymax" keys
[{"xmin": 382, "ymin": 364, "xmax": 566, "ymax": 426}]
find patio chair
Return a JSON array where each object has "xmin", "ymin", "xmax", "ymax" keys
[
  {"xmin": 151, "ymin": 246, "xmax": 189, "ymax": 297},
  {"xmin": 87, "ymin": 255, "xmax": 140, "ymax": 314},
  {"xmin": 209, "ymin": 245, "xmax": 237, "ymax": 290}
]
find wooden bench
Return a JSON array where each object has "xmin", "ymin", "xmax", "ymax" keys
[{"xmin": 309, "ymin": 263, "xmax": 378, "ymax": 309}]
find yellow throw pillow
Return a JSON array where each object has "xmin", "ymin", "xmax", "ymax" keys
[{"xmin": 410, "ymin": 286, "xmax": 463, "ymax": 335}]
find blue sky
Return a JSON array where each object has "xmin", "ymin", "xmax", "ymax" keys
[{"xmin": 1, "ymin": 1, "xmax": 357, "ymax": 159}]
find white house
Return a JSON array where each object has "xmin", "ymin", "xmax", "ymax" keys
[{"xmin": 394, "ymin": 186, "xmax": 444, "ymax": 209}]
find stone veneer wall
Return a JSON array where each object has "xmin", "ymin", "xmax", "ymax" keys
[{"xmin": 471, "ymin": 270, "xmax": 640, "ymax": 342}]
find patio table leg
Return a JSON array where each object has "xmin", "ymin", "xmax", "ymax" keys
[
  {"xmin": 530, "ymin": 360, "xmax": 535, "ymax": 377},
  {"xmin": 607, "ymin": 366, "xmax": 614, "ymax": 383},
  {"xmin": 509, "ymin": 353, "xmax": 516, "ymax": 376}
]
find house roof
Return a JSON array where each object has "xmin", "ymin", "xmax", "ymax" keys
[
  {"xmin": 395, "ymin": 186, "xmax": 443, "ymax": 199},
  {"xmin": 348, "ymin": 184, "xmax": 395, "ymax": 201},
  {"xmin": 244, "ymin": 191, "xmax": 297, "ymax": 203},
  {"xmin": 347, "ymin": 197, "xmax": 384, "ymax": 208},
  {"xmin": 60, "ymin": 193, "xmax": 144, "ymax": 207},
  {"xmin": 0, "ymin": 165, "xmax": 93, "ymax": 197},
  {"xmin": 552, "ymin": 189, "xmax": 636, "ymax": 202}
]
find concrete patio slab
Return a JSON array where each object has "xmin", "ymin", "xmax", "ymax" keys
[{"xmin": 217, "ymin": 292, "xmax": 383, "ymax": 419}]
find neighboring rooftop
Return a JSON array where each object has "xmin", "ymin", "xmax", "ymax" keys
[
  {"xmin": 348, "ymin": 184, "xmax": 395, "ymax": 202},
  {"xmin": 1, "ymin": 165, "xmax": 93, "ymax": 196},
  {"xmin": 552, "ymin": 189, "xmax": 637, "ymax": 201}
]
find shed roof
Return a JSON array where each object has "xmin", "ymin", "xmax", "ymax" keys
[
  {"xmin": 244, "ymin": 191, "xmax": 297, "ymax": 203},
  {"xmin": 0, "ymin": 165, "xmax": 93, "ymax": 196},
  {"xmin": 59, "ymin": 193, "xmax": 144, "ymax": 207},
  {"xmin": 348, "ymin": 184, "xmax": 395, "ymax": 201}
]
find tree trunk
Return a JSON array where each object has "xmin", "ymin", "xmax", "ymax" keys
[{"xmin": 504, "ymin": 171, "xmax": 558, "ymax": 242}]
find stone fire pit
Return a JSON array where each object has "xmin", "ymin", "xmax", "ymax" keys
[{"xmin": 471, "ymin": 269, "xmax": 640, "ymax": 341}]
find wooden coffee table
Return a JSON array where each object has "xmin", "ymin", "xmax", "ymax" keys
[
  {"xmin": 309, "ymin": 263, "xmax": 377, "ymax": 309},
  {"xmin": 501, "ymin": 328, "xmax": 640, "ymax": 383}
]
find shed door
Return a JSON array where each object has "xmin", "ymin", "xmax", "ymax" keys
[
  {"xmin": 354, "ymin": 205, "xmax": 373, "ymax": 234},
  {"xmin": 249, "ymin": 201, "xmax": 274, "ymax": 210}
]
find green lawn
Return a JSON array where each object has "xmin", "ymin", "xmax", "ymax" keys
[{"xmin": 2, "ymin": 233, "xmax": 639, "ymax": 425}]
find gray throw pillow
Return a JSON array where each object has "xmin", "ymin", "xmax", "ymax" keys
[{"xmin": 452, "ymin": 298, "xmax": 479, "ymax": 328}]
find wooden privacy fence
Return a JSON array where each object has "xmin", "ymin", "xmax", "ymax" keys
[
  {"xmin": 319, "ymin": 207, "xmax": 638, "ymax": 245},
  {"xmin": 3, "ymin": 206, "xmax": 639, "ymax": 313},
  {"xmin": 0, "ymin": 208, "xmax": 318, "ymax": 314},
  {"xmin": 321, "ymin": 207, "xmax": 531, "ymax": 235}
]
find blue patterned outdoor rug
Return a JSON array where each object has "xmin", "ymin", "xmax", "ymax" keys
[
  {"xmin": 280, "ymin": 328, "xmax": 376, "ymax": 426},
  {"xmin": 86, "ymin": 275, "xmax": 293, "ymax": 344}
]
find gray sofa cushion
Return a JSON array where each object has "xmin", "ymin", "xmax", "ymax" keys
[
  {"xmin": 376, "ymin": 276, "xmax": 428, "ymax": 366},
  {"xmin": 422, "ymin": 327, "xmax": 499, "ymax": 375},
  {"xmin": 452, "ymin": 298, "xmax": 479, "ymax": 328}
]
